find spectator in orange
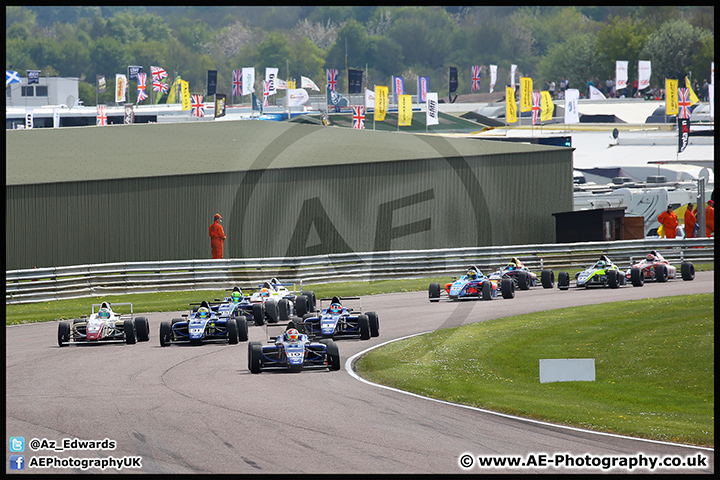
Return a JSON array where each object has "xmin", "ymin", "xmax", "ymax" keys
[
  {"xmin": 684, "ymin": 203, "xmax": 697, "ymax": 238},
  {"xmin": 209, "ymin": 213, "xmax": 226, "ymax": 259},
  {"xmin": 705, "ymin": 200, "xmax": 714, "ymax": 237},
  {"xmin": 657, "ymin": 205, "xmax": 679, "ymax": 239}
]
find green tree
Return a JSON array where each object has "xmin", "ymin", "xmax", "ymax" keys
[
  {"xmin": 386, "ymin": 7, "xmax": 456, "ymax": 70},
  {"xmin": 595, "ymin": 14, "xmax": 649, "ymax": 84},
  {"xmin": 536, "ymin": 32, "xmax": 602, "ymax": 96},
  {"xmin": 640, "ymin": 19, "xmax": 704, "ymax": 82}
]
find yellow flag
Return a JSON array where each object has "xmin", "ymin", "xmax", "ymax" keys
[
  {"xmin": 180, "ymin": 80, "xmax": 191, "ymax": 111},
  {"xmin": 506, "ymin": 86, "xmax": 517, "ymax": 123},
  {"xmin": 166, "ymin": 76, "xmax": 181, "ymax": 104},
  {"xmin": 375, "ymin": 86, "xmax": 388, "ymax": 121},
  {"xmin": 398, "ymin": 94, "xmax": 412, "ymax": 126},
  {"xmin": 520, "ymin": 77, "xmax": 533, "ymax": 112},
  {"xmin": 288, "ymin": 80, "xmax": 296, "ymax": 89},
  {"xmin": 685, "ymin": 77, "xmax": 699, "ymax": 105},
  {"xmin": 540, "ymin": 91, "xmax": 554, "ymax": 122},
  {"xmin": 665, "ymin": 79, "xmax": 678, "ymax": 115}
]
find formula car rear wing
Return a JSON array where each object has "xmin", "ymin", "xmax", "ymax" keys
[{"xmin": 319, "ymin": 296, "xmax": 362, "ymax": 312}]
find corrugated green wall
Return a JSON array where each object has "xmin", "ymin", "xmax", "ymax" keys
[{"xmin": 6, "ymin": 122, "xmax": 573, "ymax": 270}]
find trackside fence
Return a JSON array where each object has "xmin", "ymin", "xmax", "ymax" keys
[{"xmin": 6, "ymin": 238, "xmax": 714, "ymax": 304}]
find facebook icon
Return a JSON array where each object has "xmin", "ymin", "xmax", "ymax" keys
[{"xmin": 10, "ymin": 455, "xmax": 25, "ymax": 470}]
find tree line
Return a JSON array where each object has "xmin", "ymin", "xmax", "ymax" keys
[{"xmin": 5, "ymin": 6, "xmax": 714, "ymax": 106}]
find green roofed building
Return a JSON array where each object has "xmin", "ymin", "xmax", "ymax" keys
[{"xmin": 6, "ymin": 120, "xmax": 573, "ymax": 269}]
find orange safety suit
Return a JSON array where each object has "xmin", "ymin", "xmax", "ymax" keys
[
  {"xmin": 657, "ymin": 210, "xmax": 678, "ymax": 239},
  {"xmin": 684, "ymin": 207, "xmax": 697, "ymax": 238},
  {"xmin": 705, "ymin": 205, "xmax": 714, "ymax": 237},
  {"xmin": 209, "ymin": 220, "xmax": 226, "ymax": 259}
]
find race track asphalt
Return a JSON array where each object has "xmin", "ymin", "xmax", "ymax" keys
[{"xmin": 5, "ymin": 271, "xmax": 714, "ymax": 474}]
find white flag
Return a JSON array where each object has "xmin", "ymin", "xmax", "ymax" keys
[
  {"xmin": 286, "ymin": 88, "xmax": 309, "ymax": 107},
  {"xmin": 276, "ymin": 78, "xmax": 287, "ymax": 90},
  {"xmin": 115, "ymin": 74, "xmax": 127, "ymax": 103},
  {"xmin": 564, "ymin": 88, "xmax": 580, "ymax": 124},
  {"xmin": 426, "ymin": 92, "xmax": 439, "ymax": 126},
  {"xmin": 589, "ymin": 85, "xmax": 606, "ymax": 100},
  {"xmin": 510, "ymin": 64, "xmax": 517, "ymax": 89},
  {"xmin": 365, "ymin": 88, "xmax": 375, "ymax": 109},
  {"xmin": 489, "ymin": 65, "xmax": 497, "ymax": 93},
  {"xmin": 242, "ymin": 67, "xmax": 255, "ymax": 96},
  {"xmin": 615, "ymin": 61, "xmax": 628, "ymax": 90},
  {"xmin": 53, "ymin": 107, "xmax": 60, "ymax": 128},
  {"xmin": 265, "ymin": 67, "xmax": 278, "ymax": 95},
  {"xmin": 301, "ymin": 76, "xmax": 320, "ymax": 92},
  {"xmin": 638, "ymin": 60, "xmax": 651, "ymax": 90}
]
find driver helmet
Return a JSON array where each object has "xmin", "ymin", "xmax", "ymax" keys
[
  {"xmin": 231, "ymin": 291, "xmax": 242, "ymax": 302},
  {"xmin": 508, "ymin": 262, "xmax": 517, "ymax": 270},
  {"xmin": 329, "ymin": 303, "xmax": 342, "ymax": 314},
  {"xmin": 98, "ymin": 308, "xmax": 111, "ymax": 319},
  {"xmin": 286, "ymin": 328, "xmax": 300, "ymax": 343},
  {"xmin": 261, "ymin": 287, "xmax": 270, "ymax": 297},
  {"xmin": 198, "ymin": 307, "xmax": 210, "ymax": 319},
  {"xmin": 646, "ymin": 254, "xmax": 655, "ymax": 262},
  {"xmin": 596, "ymin": 261, "xmax": 606, "ymax": 269},
  {"xmin": 466, "ymin": 269, "xmax": 478, "ymax": 280}
]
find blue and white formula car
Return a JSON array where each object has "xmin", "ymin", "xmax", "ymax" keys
[
  {"xmin": 248, "ymin": 278, "xmax": 317, "ymax": 323},
  {"xmin": 159, "ymin": 300, "xmax": 247, "ymax": 346},
  {"xmin": 214, "ymin": 286, "xmax": 267, "ymax": 326},
  {"xmin": 429, "ymin": 265, "xmax": 515, "ymax": 301},
  {"xmin": 289, "ymin": 296, "xmax": 379, "ymax": 340},
  {"xmin": 247, "ymin": 325, "xmax": 340, "ymax": 373}
]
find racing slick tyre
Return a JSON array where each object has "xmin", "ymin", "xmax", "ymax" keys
[
  {"xmin": 517, "ymin": 271, "xmax": 530, "ymax": 290},
  {"xmin": 301, "ymin": 291, "xmax": 317, "ymax": 311},
  {"xmin": 428, "ymin": 282, "xmax": 441, "ymax": 302},
  {"xmin": 656, "ymin": 264, "xmax": 669, "ymax": 283},
  {"xmin": 358, "ymin": 315, "xmax": 371, "ymax": 340},
  {"xmin": 630, "ymin": 267, "xmax": 644, "ymax": 287},
  {"xmin": 681, "ymin": 262, "xmax": 695, "ymax": 281},
  {"xmin": 248, "ymin": 342, "xmax": 263, "ymax": 374},
  {"xmin": 295, "ymin": 295, "xmax": 310, "ymax": 316},
  {"xmin": 226, "ymin": 318, "xmax": 239, "ymax": 345},
  {"xmin": 236, "ymin": 316, "xmax": 249, "ymax": 342},
  {"xmin": 558, "ymin": 271, "xmax": 570, "ymax": 290},
  {"xmin": 325, "ymin": 340, "xmax": 341, "ymax": 371},
  {"xmin": 277, "ymin": 299, "xmax": 291, "ymax": 321},
  {"xmin": 541, "ymin": 269, "xmax": 555, "ymax": 288},
  {"xmin": 265, "ymin": 301, "xmax": 279, "ymax": 323},
  {"xmin": 367, "ymin": 311, "xmax": 380, "ymax": 337},
  {"xmin": 608, "ymin": 270, "xmax": 620, "ymax": 289},
  {"xmin": 481, "ymin": 280, "xmax": 493, "ymax": 301},
  {"xmin": 159, "ymin": 321, "xmax": 172, "ymax": 347},
  {"xmin": 135, "ymin": 317, "xmax": 150, "ymax": 342},
  {"xmin": 124, "ymin": 319, "xmax": 137, "ymax": 344},
  {"xmin": 252, "ymin": 304, "xmax": 265, "ymax": 326},
  {"xmin": 501, "ymin": 278, "xmax": 515, "ymax": 299},
  {"xmin": 58, "ymin": 321, "xmax": 71, "ymax": 347}
]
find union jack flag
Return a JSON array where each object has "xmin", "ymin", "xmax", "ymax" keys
[
  {"xmin": 531, "ymin": 91, "xmax": 541, "ymax": 125},
  {"xmin": 471, "ymin": 65, "xmax": 482, "ymax": 92},
  {"xmin": 677, "ymin": 88, "xmax": 692, "ymax": 119},
  {"xmin": 151, "ymin": 66, "xmax": 168, "ymax": 81},
  {"xmin": 96, "ymin": 105, "xmax": 107, "ymax": 126},
  {"xmin": 352, "ymin": 105, "xmax": 365, "ymax": 129},
  {"xmin": 263, "ymin": 80, "xmax": 270, "ymax": 106},
  {"xmin": 191, "ymin": 94, "xmax": 204, "ymax": 117},
  {"xmin": 153, "ymin": 79, "xmax": 169, "ymax": 93},
  {"xmin": 137, "ymin": 73, "xmax": 148, "ymax": 102},
  {"xmin": 327, "ymin": 69, "xmax": 338, "ymax": 91},
  {"xmin": 232, "ymin": 69, "xmax": 242, "ymax": 97}
]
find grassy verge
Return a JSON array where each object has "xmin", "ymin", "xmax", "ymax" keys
[{"xmin": 355, "ymin": 293, "xmax": 714, "ymax": 447}]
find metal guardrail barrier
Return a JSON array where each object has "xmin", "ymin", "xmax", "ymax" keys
[{"xmin": 5, "ymin": 238, "xmax": 714, "ymax": 304}]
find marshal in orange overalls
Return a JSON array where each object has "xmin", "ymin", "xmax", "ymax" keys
[{"xmin": 209, "ymin": 214, "xmax": 226, "ymax": 259}]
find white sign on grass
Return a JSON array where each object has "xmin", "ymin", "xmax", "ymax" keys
[{"xmin": 539, "ymin": 358, "xmax": 595, "ymax": 383}]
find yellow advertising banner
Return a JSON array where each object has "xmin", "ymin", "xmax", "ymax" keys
[
  {"xmin": 180, "ymin": 80, "xmax": 191, "ymax": 111},
  {"xmin": 506, "ymin": 86, "xmax": 518, "ymax": 123},
  {"xmin": 398, "ymin": 94, "xmax": 412, "ymax": 126},
  {"xmin": 540, "ymin": 91, "xmax": 554, "ymax": 122},
  {"xmin": 665, "ymin": 79, "xmax": 678, "ymax": 116},
  {"xmin": 520, "ymin": 77, "xmax": 533, "ymax": 112},
  {"xmin": 375, "ymin": 86, "xmax": 388, "ymax": 121},
  {"xmin": 685, "ymin": 77, "xmax": 699, "ymax": 105}
]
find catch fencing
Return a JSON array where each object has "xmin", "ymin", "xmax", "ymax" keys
[{"xmin": 5, "ymin": 238, "xmax": 714, "ymax": 304}]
